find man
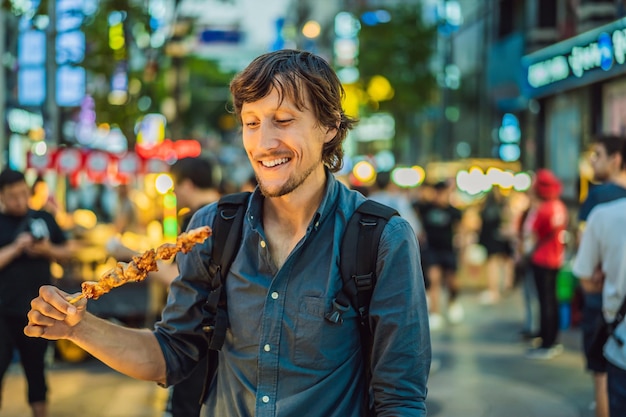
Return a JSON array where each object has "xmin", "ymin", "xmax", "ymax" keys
[
  {"xmin": 573, "ymin": 139, "xmax": 626, "ymax": 415},
  {"xmin": 0, "ymin": 169, "xmax": 74, "ymax": 417},
  {"xmin": 415, "ymin": 180, "xmax": 463, "ymax": 329},
  {"xmin": 576, "ymin": 134, "xmax": 626, "ymax": 417},
  {"xmin": 25, "ymin": 50, "xmax": 431, "ymax": 416}
]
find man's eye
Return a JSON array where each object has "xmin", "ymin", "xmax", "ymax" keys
[
  {"xmin": 245, "ymin": 122, "xmax": 259, "ymax": 128},
  {"xmin": 276, "ymin": 119, "xmax": 292, "ymax": 124}
]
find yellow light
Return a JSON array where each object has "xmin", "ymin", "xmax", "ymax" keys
[
  {"xmin": 353, "ymin": 161, "xmax": 376, "ymax": 185},
  {"xmin": 109, "ymin": 22, "xmax": 126, "ymax": 50},
  {"xmin": 147, "ymin": 220, "xmax": 164, "ymax": 245},
  {"xmin": 155, "ymin": 173, "xmax": 173, "ymax": 194},
  {"xmin": 302, "ymin": 20, "xmax": 321, "ymax": 39},
  {"xmin": 29, "ymin": 127, "xmax": 46, "ymax": 141},
  {"xmin": 367, "ymin": 75, "xmax": 394, "ymax": 102},
  {"xmin": 72, "ymin": 209, "xmax": 98, "ymax": 229},
  {"xmin": 342, "ymin": 83, "xmax": 362, "ymax": 118},
  {"xmin": 413, "ymin": 165, "xmax": 426, "ymax": 184},
  {"xmin": 51, "ymin": 262, "xmax": 64, "ymax": 279}
]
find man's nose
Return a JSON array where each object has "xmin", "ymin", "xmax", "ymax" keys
[{"xmin": 258, "ymin": 122, "xmax": 280, "ymax": 150}]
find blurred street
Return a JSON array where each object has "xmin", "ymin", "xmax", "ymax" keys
[{"xmin": 2, "ymin": 284, "xmax": 595, "ymax": 417}]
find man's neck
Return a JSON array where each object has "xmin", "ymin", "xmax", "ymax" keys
[{"xmin": 610, "ymin": 171, "xmax": 626, "ymax": 189}]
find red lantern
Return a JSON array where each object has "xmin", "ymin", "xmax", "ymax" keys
[{"xmin": 84, "ymin": 150, "xmax": 111, "ymax": 183}]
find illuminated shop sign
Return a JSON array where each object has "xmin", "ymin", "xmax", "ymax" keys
[{"xmin": 523, "ymin": 18, "xmax": 626, "ymax": 97}]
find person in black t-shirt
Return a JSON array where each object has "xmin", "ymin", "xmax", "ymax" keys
[
  {"xmin": 415, "ymin": 180, "xmax": 463, "ymax": 330},
  {"xmin": 0, "ymin": 169, "xmax": 73, "ymax": 417}
]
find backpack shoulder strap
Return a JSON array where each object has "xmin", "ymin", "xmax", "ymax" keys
[
  {"xmin": 338, "ymin": 199, "xmax": 398, "ymax": 415},
  {"xmin": 202, "ymin": 191, "xmax": 251, "ymax": 351},
  {"xmin": 200, "ymin": 192, "xmax": 250, "ymax": 404},
  {"xmin": 339, "ymin": 199, "xmax": 399, "ymax": 324}
]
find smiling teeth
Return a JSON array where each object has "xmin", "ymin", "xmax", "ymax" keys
[{"xmin": 262, "ymin": 158, "xmax": 289, "ymax": 167}]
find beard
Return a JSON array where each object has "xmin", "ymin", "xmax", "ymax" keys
[{"xmin": 257, "ymin": 159, "xmax": 321, "ymax": 198}]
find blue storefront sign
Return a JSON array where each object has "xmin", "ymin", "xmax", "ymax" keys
[{"xmin": 522, "ymin": 18, "xmax": 626, "ymax": 98}]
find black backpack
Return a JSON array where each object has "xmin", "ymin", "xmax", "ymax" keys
[{"xmin": 200, "ymin": 191, "xmax": 398, "ymax": 413}]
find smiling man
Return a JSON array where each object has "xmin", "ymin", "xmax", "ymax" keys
[{"xmin": 24, "ymin": 50, "xmax": 431, "ymax": 417}]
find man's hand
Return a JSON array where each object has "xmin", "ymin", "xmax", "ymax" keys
[{"xmin": 24, "ymin": 285, "xmax": 87, "ymax": 341}]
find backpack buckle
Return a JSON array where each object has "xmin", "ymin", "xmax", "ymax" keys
[
  {"xmin": 325, "ymin": 299, "xmax": 350, "ymax": 325},
  {"xmin": 354, "ymin": 273, "xmax": 374, "ymax": 292}
]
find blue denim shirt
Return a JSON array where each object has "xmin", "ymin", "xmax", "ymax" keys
[{"xmin": 154, "ymin": 172, "xmax": 431, "ymax": 417}]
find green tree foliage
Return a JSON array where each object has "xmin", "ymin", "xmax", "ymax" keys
[
  {"xmin": 357, "ymin": 4, "xmax": 437, "ymax": 113},
  {"xmin": 356, "ymin": 4, "xmax": 437, "ymax": 161}
]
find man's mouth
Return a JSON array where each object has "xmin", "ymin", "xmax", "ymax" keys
[{"xmin": 261, "ymin": 157, "xmax": 290, "ymax": 168}]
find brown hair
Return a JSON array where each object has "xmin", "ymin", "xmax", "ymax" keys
[{"xmin": 229, "ymin": 49, "xmax": 357, "ymax": 172}]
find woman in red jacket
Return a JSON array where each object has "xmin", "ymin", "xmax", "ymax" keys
[{"xmin": 526, "ymin": 169, "xmax": 569, "ymax": 360}]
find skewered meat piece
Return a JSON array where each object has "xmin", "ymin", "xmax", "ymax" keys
[{"xmin": 70, "ymin": 226, "xmax": 212, "ymax": 303}]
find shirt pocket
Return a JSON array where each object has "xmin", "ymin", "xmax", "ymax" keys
[{"xmin": 293, "ymin": 295, "xmax": 359, "ymax": 370}]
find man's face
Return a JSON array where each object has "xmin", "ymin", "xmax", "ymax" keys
[
  {"xmin": 589, "ymin": 143, "xmax": 618, "ymax": 182},
  {"xmin": 241, "ymin": 87, "xmax": 336, "ymax": 198},
  {"xmin": 0, "ymin": 180, "xmax": 30, "ymax": 216}
]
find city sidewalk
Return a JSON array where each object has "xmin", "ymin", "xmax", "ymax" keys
[
  {"xmin": 3, "ymin": 286, "xmax": 595, "ymax": 417},
  {"xmin": 427, "ymin": 286, "xmax": 594, "ymax": 417}
]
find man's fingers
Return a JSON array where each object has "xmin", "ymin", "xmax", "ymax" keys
[
  {"xmin": 23, "ymin": 324, "xmax": 45, "ymax": 338},
  {"xmin": 30, "ymin": 295, "xmax": 69, "ymax": 321},
  {"xmin": 27, "ymin": 308, "xmax": 60, "ymax": 326},
  {"xmin": 38, "ymin": 285, "xmax": 81, "ymax": 316}
]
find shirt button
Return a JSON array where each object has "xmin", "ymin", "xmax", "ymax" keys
[
  {"xmin": 271, "ymin": 292, "xmax": 279, "ymax": 300},
  {"xmin": 264, "ymin": 344, "xmax": 271, "ymax": 352},
  {"xmin": 262, "ymin": 395, "xmax": 270, "ymax": 403},
  {"xmin": 260, "ymin": 240, "xmax": 266, "ymax": 248}
]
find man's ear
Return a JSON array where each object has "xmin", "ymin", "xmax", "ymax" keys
[
  {"xmin": 324, "ymin": 126, "xmax": 338, "ymax": 143},
  {"xmin": 323, "ymin": 115, "xmax": 341, "ymax": 143}
]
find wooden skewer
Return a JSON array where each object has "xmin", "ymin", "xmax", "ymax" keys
[{"xmin": 67, "ymin": 293, "xmax": 85, "ymax": 304}]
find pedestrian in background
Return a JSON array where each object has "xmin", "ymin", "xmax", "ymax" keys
[
  {"xmin": 572, "ymin": 137, "xmax": 626, "ymax": 415},
  {"xmin": 515, "ymin": 189, "xmax": 541, "ymax": 341},
  {"xmin": 0, "ymin": 169, "xmax": 74, "ymax": 417},
  {"xmin": 575, "ymin": 134, "xmax": 626, "ymax": 417},
  {"xmin": 108, "ymin": 156, "xmax": 222, "ymax": 417},
  {"xmin": 112, "ymin": 183, "xmax": 142, "ymax": 234},
  {"xmin": 478, "ymin": 188, "xmax": 515, "ymax": 305},
  {"xmin": 369, "ymin": 170, "xmax": 422, "ymax": 238},
  {"xmin": 25, "ymin": 49, "xmax": 431, "ymax": 416},
  {"xmin": 525, "ymin": 169, "xmax": 568, "ymax": 360},
  {"xmin": 415, "ymin": 179, "xmax": 464, "ymax": 330}
]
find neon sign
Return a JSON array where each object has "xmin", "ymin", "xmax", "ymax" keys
[{"xmin": 525, "ymin": 21, "xmax": 626, "ymax": 91}]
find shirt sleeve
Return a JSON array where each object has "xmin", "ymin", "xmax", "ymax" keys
[
  {"xmin": 369, "ymin": 217, "xmax": 430, "ymax": 416},
  {"xmin": 572, "ymin": 210, "xmax": 602, "ymax": 279},
  {"xmin": 154, "ymin": 203, "xmax": 217, "ymax": 386}
]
